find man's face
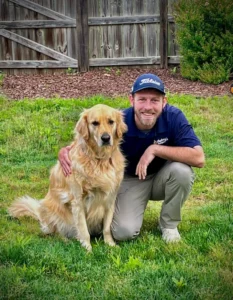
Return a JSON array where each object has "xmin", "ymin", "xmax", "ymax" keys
[{"xmin": 129, "ymin": 89, "xmax": 167, "ymax": 130}]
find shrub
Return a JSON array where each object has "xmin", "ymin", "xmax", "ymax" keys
[{"xmin": 173, "ymin": 0, "xmax": 233, "ymax": 84}]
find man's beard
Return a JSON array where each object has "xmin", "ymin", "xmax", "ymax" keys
[{"xmin": 135, "ymin": 110, "xmax": 157, "ymax": 128}]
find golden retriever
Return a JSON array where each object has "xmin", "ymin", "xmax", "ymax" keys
[{"xmin": 8, "ymin": 104, "xmax": 127, "ymax": 251}]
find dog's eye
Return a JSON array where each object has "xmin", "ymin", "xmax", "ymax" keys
[
  {"xmin": 92, "ymin": 121, "xmax": 100, "ymax": 126},
  {"xmin": 108, "ymin": 119, "xmax": 114, "ymax": 125}
]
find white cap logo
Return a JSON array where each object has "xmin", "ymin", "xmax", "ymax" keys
[{"xmin": 140, "ymin": 78, "xmax": 161, "ymax": 86}]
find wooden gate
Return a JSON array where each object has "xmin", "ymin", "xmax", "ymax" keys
[
  {"xmin": 0, "ymin": 0, "xmax": 77, "ymax": 73},
  {"xmin": 0, "ymin": 0, "xmax": 179, "ymax": 74}
]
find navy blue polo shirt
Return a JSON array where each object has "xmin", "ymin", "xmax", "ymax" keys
[{"xmin": 121, "ymin": 104, "xmax": 202, "ymax": 176}]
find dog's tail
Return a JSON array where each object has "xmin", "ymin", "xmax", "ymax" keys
[{"xmin": 8, "ymin": 195, "xmax": 41, "ymax": 221}]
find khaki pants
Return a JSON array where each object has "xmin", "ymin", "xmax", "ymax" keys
[{"xmin": 111, "ymin": 161, "xmax": 195, "ymax": 241}]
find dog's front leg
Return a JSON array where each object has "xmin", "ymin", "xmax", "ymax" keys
[
  {"xmin": 103, "ymin": 199, "xmax": 116, "ymax": 247},
  {"xmin": 71, "ymin": 200, "xmax": 92, "ymax": 251}
]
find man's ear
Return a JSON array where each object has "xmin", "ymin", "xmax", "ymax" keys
[
  {"xmin": 75, "ymin": 111, "xmax": 89, "ymax": 140},
  {"xmin": 129, "ymin": 94, "xmax": 134, "ymax": 107},
  {"xmin": 162, "ymin": 96, "xmax": 167, "ymax": 108}
]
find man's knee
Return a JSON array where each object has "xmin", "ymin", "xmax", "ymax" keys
[
  {"xmin": 169, "ymin": 162, "xmax": 195, "ymax": 186},
  {"xmin": 111, "ymin": 221, "xmax": 140, "ymax": 241}
]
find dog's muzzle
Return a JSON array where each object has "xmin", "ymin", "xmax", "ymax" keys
[{"xmin": 101, "ymin": 133, "xmax": 111, "ymax": 145}]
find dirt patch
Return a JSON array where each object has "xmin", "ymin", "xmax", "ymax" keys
[{"xmin": 2, "ymin": 67, "xmax": 233, "ymax": 100}]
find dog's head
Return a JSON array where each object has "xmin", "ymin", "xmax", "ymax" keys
[{"xmin": 75, "ymin": 104, "xmax": 127, "ymax": 149}]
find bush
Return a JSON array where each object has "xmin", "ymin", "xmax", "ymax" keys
[{"xmin": 173, "ymin": 0, "xmax": 233, "ymax": 84}]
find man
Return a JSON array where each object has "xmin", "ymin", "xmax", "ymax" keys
[{"xmin": 59, "ymin": 73, "xmax": 205, "ymax": 243}]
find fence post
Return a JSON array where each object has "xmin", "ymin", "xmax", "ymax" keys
[
  {"xmin": 76, "ymin": 0, "xmax": 89, "ymax": 72},
  {"xmin": 159, "ymin": 0, "xmax": 168, "ymax": 69}
]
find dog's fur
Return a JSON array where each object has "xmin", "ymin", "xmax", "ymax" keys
[{"xmin": 8, "ymin": 104, "xmax": 127, "ymax": 251}]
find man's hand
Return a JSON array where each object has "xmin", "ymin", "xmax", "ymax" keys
[
  {"xmin": 58, "ymin": 145, "xmax": 72, "ymax": 176},
  {"xmin": 136, "ymin": 145, "xmax": 156, "ymax": 180}
]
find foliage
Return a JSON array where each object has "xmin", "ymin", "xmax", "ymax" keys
[
  {"xmin": 0, "ymin": 95, "xmax": 233, "ymax": 299},
  {"xmin": 66, "ymin": 67, "xmax": 76, "ymax": 75},
  {"xmin": 0, "ymin": 71, "xmax": 5, "ymax": 86},
  {"xmin": 173, "ymin": 0, "xmax": 233, "ymax": 84}
]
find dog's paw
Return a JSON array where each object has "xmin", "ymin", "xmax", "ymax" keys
[
  {"xmin": 40, "ymin": 223, "xmax": 54, "ymax": 235},
  {"xmin": 80, "ymin": 239, "xmax": 92, "ymax": 252},
  {"xmin": 104, "ymin": 239, "xmax": 116, "ymax": 247}
]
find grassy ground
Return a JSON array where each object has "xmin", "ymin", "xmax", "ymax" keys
[{"xmin": 0, "ymin": 94, "xmax": 233, "ymax": 300}]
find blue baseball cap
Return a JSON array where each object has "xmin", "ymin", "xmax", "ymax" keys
[{"xmin": 131, "ymin": 73, "xmax": 165, "ymax": 95}]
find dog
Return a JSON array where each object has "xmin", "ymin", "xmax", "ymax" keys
[{"xmin": 8, "ymin": 104, "xmax": 127, "ymax": 251}]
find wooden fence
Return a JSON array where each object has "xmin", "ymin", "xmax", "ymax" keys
[{"xmin": 0, "ymin": 0, "xmax": 179, "ymax": 74}]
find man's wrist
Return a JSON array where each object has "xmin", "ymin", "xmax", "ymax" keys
[{"xmin": 150, "ymin": 144, "xmax": 158, "ymax": 156}]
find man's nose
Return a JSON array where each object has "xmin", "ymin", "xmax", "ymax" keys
[{"xmin": 144, "ymin": 99, "xmax": 153, "ymax": 109}]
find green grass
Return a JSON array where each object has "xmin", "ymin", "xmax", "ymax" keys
[{"xmin": 0, "ymin": 94, "xmax": 233, "ymax": 300}]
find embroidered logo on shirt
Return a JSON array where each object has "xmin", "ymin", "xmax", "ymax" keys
[{"xmin": 154, "ymin": 138, "xmax": 168, "ymax": 145}]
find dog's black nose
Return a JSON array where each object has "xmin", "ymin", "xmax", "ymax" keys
[{"xmin": 101, "ymin": 133, "xmax": 111, "ymax": 144}]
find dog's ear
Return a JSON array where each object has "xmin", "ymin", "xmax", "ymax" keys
[
  {"xmin": 116, "ymin": 111, "xmax": 127, "ymax": 139},
  {"xmin": 75, "ymin": 111, "xmax": 89, "ymax": 140}
]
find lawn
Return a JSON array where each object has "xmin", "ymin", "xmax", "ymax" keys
[{"xmin": 0, "ymin": 94, "xmax": 233, "ymax": 300}]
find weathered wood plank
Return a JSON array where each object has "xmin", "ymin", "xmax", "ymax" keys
[
  {"xmin": 135, "ymin": 24, "xmax": 145, "ymax": 57},
  {"xmin": 0, "ymin": 56, "xmax": 180, "ymax": 68},
  {"xmin": 89, "ymin": 26, "xmax": 101, "ymax": 59},
  {"xmin": 9, "ymin": 0, "xmax": 73, "ymax": 20},
  {"xmin": 146, "ymin": 24, "xmax": 160, "ymax": 56},
  {"xmin": 168, "ymin": 21, "xmax": 178, "ymax": 56},
  {"xmin": 0, "ymin": 20, "xmax": 76, "ymax": 29},
  {"xmin": 109, "ymin": 0, "xmax": 122, "ymax": 16},
  {"xmin": 102, "ymin": 26, "xmax": 111, "ymax": 58},
  {"xmin": 111, "ymin": 25, "xmax": 123, "ymax": 58},
  {"xmin": 0, "ymin": 16, "xmax": 175, "ymax": 29},
  {"xmin": 122, "ymin": 0, "xmax": 133, "ymax": 16},
  {"xmin": 89, "ymin": 56, "xmax": 161, "ymax": 66},
  {"xmin": 0, "ymin": 60, "xmax": 78, "ymax": 68},
  {"xmin": 123, "ymin": 24, "xmax": 135, "ymax": 57},
  {"xmin": 56, "ymin": 1, "xmax": 68, "ymax": 57},
  {"xmin": 89, "ymin": 56, "xmax": 180, "ymax": 66},
  {"xmin": 76, "ymin": 0, "xmax": 89, "ymax": 72},
  {"xmin": 89, "ymin": 15, "xmax": 174, "ymax": 25},
  {"xmin": 66, "ymin": 0, "xmax": 77, "ymax": 59},
  {"xmin": 146, "ymin": 0, "xmax": 159, "ymax": 15},
  {"xmin": 160, "ymin": 0, "xmax": 168, "ymax": 69},
  {"xmin": 0, "ymin": 29, "xmax": 76, "ymax": 62},
  {"xmin": 168, "ymin": 55, "xmax": 180, "ymax": 64},
  {"xmin": 168, "ymin": 0, "xmax": 176, "ymax": 15},
  {"xmin": 133, "ymin": 0, "xmax": 145, "ymax": 16},
  {"xmin": 8, "ymin": 2, "xmax": 16, "ymax": 64},
  {"xmin": 89, "ymin": 0, "xmax": 100, "ymax": 59}
]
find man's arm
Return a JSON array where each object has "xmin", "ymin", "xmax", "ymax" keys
[{"xmin": 136, "ymin": 144, "xmax": 205, "ymax": 180}]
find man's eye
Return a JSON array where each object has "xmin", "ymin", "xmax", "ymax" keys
[
  {"xmin": 92, "ymin": 121, "xmax": 100, "ymax": 126},
  {"xmin": 108, "ymin": 119, "xmax": 114, "ymax": 125}
]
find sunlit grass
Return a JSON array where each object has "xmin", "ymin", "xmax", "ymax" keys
[{"xmin": 0, "ymin": 94, "xmax": 233, "ymax": 299}]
